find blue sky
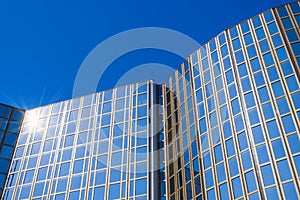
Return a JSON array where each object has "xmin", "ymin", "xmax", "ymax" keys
[{"xmin": 0, "ymin": 0, "xmax": 293, "ymax": 109}]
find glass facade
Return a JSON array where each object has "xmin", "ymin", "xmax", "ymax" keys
[
  {"xmin": 2, "ymin": 81, "xmax": 164, "ymax": 200},
  {"xmin": 0, "ymin": 104, "xmax": 24, "ymax": 197},
  {"xmin": 1, "ymin": 1, "xmax": 300, "ymax": 200},
  {"xmin": 163, "ymin": 2, "xmax": 300, "ymax": 199}
]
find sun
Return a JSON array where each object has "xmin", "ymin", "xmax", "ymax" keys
[{"xmin": 25, "ymin": 109, "xmax": 39, "ymax": 129}]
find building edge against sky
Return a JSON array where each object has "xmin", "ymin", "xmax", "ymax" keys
[{"xmin": 1, "ymin": 1, "xmax": 300, "ymax": 200}]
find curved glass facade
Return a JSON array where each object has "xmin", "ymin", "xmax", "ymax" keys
[
  {"xmin": 163, "ymin": 2, "xmax": 300, "ymax": 199},
  {"xmin": 1, "ymin": 1, "xmax": 300, "ymax": 200}
]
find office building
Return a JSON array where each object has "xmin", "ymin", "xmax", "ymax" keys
[{"xmin": 1, "ymin": 1, "xmax": 300, "ymax": 199}]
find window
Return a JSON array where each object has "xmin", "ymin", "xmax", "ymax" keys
[
  {"xmin": 254, "ymin": 72, "xmax": 265, "ymax": 87},
  {"xmin": 214, "ymin": 145, "xmax": 223, "ymax": 163},
  {"xmin": 261, "ymin": 164, "xmax": 275, "ymax": 186},
  {"xmin": 267, "ymin": 66, "xmax": 279, "ymax": 82},
  {"xmin": 73, "ymin": 159, "xmax": 84, "ymax": 174},
  {"xmin": 71, "ymin": 175, "xmax": 82, "ymax": 190},
  {"xmin": 218, "ymin": 90, "xmax": 226, "ymax": 105},
  {"xmin": 95, "ymin": 170, "xmax": 106, "ymax": 185},
  {"xmin": 245, "ymin": 170, "xmax": 257, "ymax": 192},
  {"xmin": 199, "ymin": 118, "xmax": 207, "ymax": 134},
  {"xmin": 238, "ymin": 63, "xmax": 248, "ymax": 78},
  {"xmin": 136, "ymin": 178, "xmax": 147, "ymax": 195},
  {"xmin": 266, "ymin": 187, "xmax": 279, "ymax": 200},
  {"xmin": 75, "ymin": 146, "xmax": 86, "ymax": 159},
  {"xmin": 214, "ymin": 63, "xmax": 222, "ymax": 77},
  {"xmin": 223, "ymin": 57, "xmax": 232, "ymax": 71},
  {"xmin": 277, "ymin": 159, "xmax": 292, "ymax": 181},
  {"xmin": 281, "ymin": 115, "xmax": 296, "ymax": 134},
  {"xmin": 196, "ymin": 89, "xmax": 203, "ymax": 103},
  {"xmin": 20, "ymin": 185, "xmax": 31, "ymax": 199},
  {"xmin": 37, "ymin": 167, "xmax": 48, "ymax": 181},
  {"xmin": 272, "ymin": 34, "xmax": 283, "ymax": 47},
  {"xmin": 292, "ymin": 42, "xmax": 300, "ymax": 56},
  {"xmin": 248, "ymin": 108, "xmax": 260, "ymax": 125},
  {"xmin": 219, "ymin": 33, "xmax": 226, "ymax": 45},
  {"xmin": 33, "ymin": 182, "xmax": 45, "ymax": 197},
  {"xmin": 252, "ymin": 125, "xmax": 264, "ymax": 144},
  {"xmin": 263, "ymin": 53, "xmax": 274, "ymax": 67},
  {"xmin": 228, "ymin": 85, "xmax": 237, "ymax": 99},
  {"xmin": 262, "ymin": 103, "xmax": 274, "ymax": 120},
  {"xmin": 267, "ymin": 22, "xmax": 278, "ymax": 35},
  {"xmin": 250, "ymin": 58, "xmax": 261, "ymax": 72},
  {"xmin": 281, "ymin": 61, "xmax": 294, "ymax": 76},
  {"xmin": 223, "ymin": 121, "xmax": 232, "ymax": 139},
  {"xmin": 203, "ymin": 151, "xmax": 211, "ymax": 169},
  {"xmin": 238, "ymin": 131, "xmax": 248, "ymax": 151},
  {"xmin": 276, "ymin": 47, "xmax": 288, "ymax": 61},
  {"xmin": 277, "ymin": 98, "xmax": 290, "ymax": 115},
  {"xmin": 252, "ymin": 16, "xmax": 262, "ymax": 28},
  {"xmin": 266, "ymin": 120, "xmax": 280, "ymax": 139},
  {"xmin": 204, "ymin": 70, "xmax": 211, "ymax": 83},
  {"xmin": 235, "ymin": 50, "xmax": 245, "ymax": 64},
  {"xmin": 205, "ymin": 83, "xmax": 213, "ymax": 97},
  {"xmin": 209, "ymin": 112, "xmax": 217, "ymax": 128},
  {"xmin": 109, "ymin": 183, "xmax": 121, "ymax": 199},
  {"xmin": 62, "ymin": 148, "xmax": 72, "ymax": 161},
  {"xmin": 244, "ymin": 33, "xmax": 253, "ymax": 45},
  {"xmin": 282, "ymin": 18, "xmax": 293, "ymax": 29},
  {"xmin": 31, "ymin": 142, "xmax": 41, "ymax": 155},
  {"xmin": 202, "ymin": 58, "xmax": 209, "ymax": 70},
  {"xmin": 230, "ymin": 27, "xmax": 239, "ymax": 38},
  {"xmin": 94, "ymin": 186, "xmax": 105, "ymax": 200},
  {"xmin": 211, "ymin": 51, "xmax": 219, "ymax": 64},
  {"xmin": 219, "ymin": 183, "xmax": 230, "ymax": 199},
  {"xmin": 205, "ymin": 169, "xmax": 214, "ymax": 188},
  {"xmin": 111, "ymin": 152, "xmax": 122, "ymax": 165},
  {"xmin": 245, "ymin": 92, "xmax": 255, "ymax": 108},
  {"xmin": 235, "ymin": 115, "xmax": 244, "ymax": 133},
  {"xmin": 65, "ymin": 134, "xmax": 74, "ymax": 147},
  {"xmin": 255, "ymin": 28, "xmax": 266, "ymax": 40},
  {"xmin": 241, "ymin": 151, "xmax": 252, "ymax": 170},
  {"xmin": 110, "ymin": 168, "xmax": 121, "ymax": 182},
  {"xmin": 259, "ymin": 39, "xmax": 270, "ymax": 53},
  {"xmin": 24, "ymin": 170, "xmax": 34, "ymax": 183},
  {"xmin": 272, "ymin": 139, "xmax": 286, "ymax": 159},
  {"xmin": 232, "ymin": 38, "xmax": 241, "ymax": 50},
  {"xmin": 283, "ymin": 182, "xmax": 298, "ymax": 200},
  {"xmin": 241, "ymin": 77, "xmax": 252, "ymax": 92},
  {"xmin": 59, "ymin": 162, "xmax": 70, "ymax": 177},
  {"xmin": 286, "ymin": 76, "xmax": 299, "ymax": 92},
  {"xmin": 287, "ymin": 134, "xmax": 300, "ymax": 154},
  {"xmin": 229, "ymin": 157, "xmax": 239, "ymax": 177},
  {"xmin": 220, "ymin": 105, "xmax": 229, "ymax": 121},
  {"xmin": 207, "ymin": 189, "xmax": 216, "ymax": 200},
  {"xmin": 221, "ymin": 45, "xmax": 228, "ymax": 58},
  {"xmin": 272, "ymin": 81, "xmax": 284, "ymax": 98},
  {"xmin": 257, "ymin": 144, "xmax": 269, "ymax": 164},
  {"xmin": 216, "ymin": 76, "xmax": 223, "ymax": 91},
  {"xmin": 231, "ymin": 99, "xmax": 241, "ymax": 115},
  {"xmin": 241, "ymin": 22, "xmax": 250, "ymax": 33},
  {"xmin": 232, "ymin": 177, "xmax": 243, "ymax": 198},
  {"xmin": 81, "ymin": 107, "xmax": 91, "ymax": 118},
  {"xmin": 213, "ymin": 163, "xmax": 225, "ymax": 185},
  {"xmin": 226, "ymin": 139, "xmax": 236, "ymax": 157},
  {"xmin": 287, "ymin": 29, "xmax": 299, "ymax": 43},
  {"xmin": 258, "ymin": 87, "xmax": 270, "ymax": 103},
  {"xmin": 27, "ymin": 156, "xmax": 38, "ymax": 169}
]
